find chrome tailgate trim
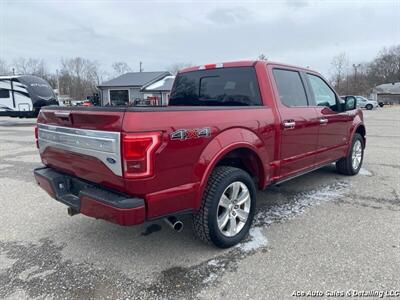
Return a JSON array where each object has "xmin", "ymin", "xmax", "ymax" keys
[{"xmin": 38, "ymin": 124, "xmax": 122, "ymax": 176}]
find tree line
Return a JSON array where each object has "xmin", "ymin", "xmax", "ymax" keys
[
  {"xmin": 329, "ymin": 44, "xmax": 400, "ymax": 95},
  {"xmin": 0, "ymin": 58, "xmax": 177, "ymax": 100},
  {"xmin": 1, "ymin": 45, "xmax": 398, "ymax": 100}
]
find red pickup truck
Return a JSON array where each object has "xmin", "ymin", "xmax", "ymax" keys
[{"xmin": 34, "ymin": 61, "xmax": 365, "ymax": 248}]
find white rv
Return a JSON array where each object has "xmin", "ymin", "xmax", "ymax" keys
[{"xmin": 0, "ymin": 75, "xmax": 58, "ymax": 118}]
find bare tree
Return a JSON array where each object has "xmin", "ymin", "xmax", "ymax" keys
[
  {"xmin": 167, "ymin": 63, "xmax": 193, "ymax": 75},
  {"xmin": 330, "ymin": 52, "xmax": 348, "ymax": 92},
  {"xmin": 59, "ymin": 57, "xmax": 101, "ymax": 99},
  {"xmin": 112, "ymin": 61, "xmax": 132, "ymax": 76},
  {"xmin": 0, "ymin": 59, "xmax": 11, "ymax": 75},
  {"xmin": 336, "ymin": 44, "xmax": 400, "ymax": 95},
  {"xmin": 367, "ymin": 45, "xmax": 400, "ymax": 85},
  {"xmin": 13, "ymin": 58, "xmax": 48, "ymax": 78}
]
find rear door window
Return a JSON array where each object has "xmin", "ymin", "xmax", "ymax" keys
[
  {"xmin": 169, "ymin": 67, "xmax": 262, "ymax": 106},
  {"xmin": 272, "ymin": 69, "xmax": 308, "ymax": 107}
]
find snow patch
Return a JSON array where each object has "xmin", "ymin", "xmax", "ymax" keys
[
  {"xmin": 207, "ymin": 259, "xmax": 219, "ymax": 267},
  {"xmin": 359, "ymin": 168, "xmax": 372, "ymax": 176},
  {"xmin": 254, "ymin": 182, "xmax": 349, "ymax": 226},
  {"xmin": 202, "ymin": 272, "xmax": 218, "ymax": 284},
  {"xmin": 237, "ymin": 227, "xmax": 268, "ymax": 252}
]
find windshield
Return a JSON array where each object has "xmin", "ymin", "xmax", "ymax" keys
[{"xmin": 169, "ymin": 67, "xmax": 262, "ymax": 106}]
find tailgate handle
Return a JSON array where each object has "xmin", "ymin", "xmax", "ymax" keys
[{"xmin": 54, "ymin": 111, "xmax": 70, "ymax": 118}]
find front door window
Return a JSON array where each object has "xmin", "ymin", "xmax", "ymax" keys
[{"xmin": 306, "ymin": 74, "xmax": 338, "ymax": 111}]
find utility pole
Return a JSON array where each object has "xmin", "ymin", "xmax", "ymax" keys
[
  {"xmin": 139, "ymin": 62, "xmax": 143, "ymax": 72},
  {"xmin": 352, "ymin": 63, "xmax": 361, "ymax": 93},
  {"xmin": 56, "ymin": 69, "xmax": 60, "ymax": 96},
  {"xmin": 12, "ymin": 68, "xmax": 15, "ymax": 75}
]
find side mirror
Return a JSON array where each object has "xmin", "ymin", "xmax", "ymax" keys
[{"xmin": 344, "ymin": 96, "xmax": 357, "ymax": 111}]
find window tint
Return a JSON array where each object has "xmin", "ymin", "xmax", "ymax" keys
[
  {"xmin": 307, "ymin": 74, "xmax": 337, "ymax": 107},
  {"xmin": 0, "ymin": 89, "xmax": 10, "ymax": 98},
  {"xmin": 272, "ymin": 69, "xmax": 308, "ymax": 107},
  {"xmin": 169, "ymin": 67, "xmax": 262, "ymax": 106}
]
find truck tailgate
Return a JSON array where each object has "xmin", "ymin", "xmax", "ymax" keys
[{"xmin": 37, "ymin": 107, "xmax": 126, "ymax": 191}]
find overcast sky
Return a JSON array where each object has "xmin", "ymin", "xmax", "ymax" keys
[{"xmin": 1, "ymin": 0, "xmax": 399, "ymax": 79}]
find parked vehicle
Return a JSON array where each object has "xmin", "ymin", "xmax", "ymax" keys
[
  {"xmin": 0, "ymin": 75, "xmax": 58, "ymax": 117},
  {"xmin": 33, "ymin": 61, "xmax": 365, "ymax": 248},
  {"xmin": 341, "ymin": 95, "xmax": 378, "ymax": 110}
]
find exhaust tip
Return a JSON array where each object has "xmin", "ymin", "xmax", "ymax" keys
[
  {"xmin": 173, "ymin": 221, "xmax": 184, "ymax": 232},
  {"xmin": 164, "ymin": 216, "xmax": 184, "ymax": 232}
]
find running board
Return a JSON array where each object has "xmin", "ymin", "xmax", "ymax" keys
[{"xmin": 272, "ymin": 160, "xmax": 338, "ymax": 186}]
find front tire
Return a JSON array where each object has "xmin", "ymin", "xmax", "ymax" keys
[
  {"xmin": 366, "ymin": 104, "xmax": 373, "ymax": 110},
  {"xmin": 193, "ymin": 166, "xmax": 256, "ymax": 248},
  {"xmin": 336, "ymin": 133, "xmax": 364, "ymax": 175}
]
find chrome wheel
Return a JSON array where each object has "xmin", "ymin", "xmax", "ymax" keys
[
  {"xmin": 217, "ymin": 181, "xmax": 251, "ymax": 237},
  {"xmin": 352, "ymin": 140, "xmax": 362, "ymax": 170}
]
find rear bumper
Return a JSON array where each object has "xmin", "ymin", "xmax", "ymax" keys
[{"xmin": 34, "ymin": 167, "xmax": 145, "ymax": 226}]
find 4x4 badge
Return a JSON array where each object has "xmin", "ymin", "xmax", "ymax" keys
[{"xmin": 170, "ymin": 128, "xmax": 211, "ymax": 140}]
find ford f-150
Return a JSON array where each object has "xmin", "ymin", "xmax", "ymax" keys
[{"xmin": 34, "ymin": 60, "xmax": 365, "ymax": 248}]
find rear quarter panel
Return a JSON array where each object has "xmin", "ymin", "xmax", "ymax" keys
[{"xmin": 122, "ymin": 107, "xmax": 275, "ymax": 217}]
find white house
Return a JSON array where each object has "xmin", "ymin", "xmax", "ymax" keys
[
  {"xmin": 98, "ymin": 71, "xmax": 171, "ymax": 106},
  {"xmin": 371, "ymin": 82, "xmax": 400, "ymax": 104},
  {"xmin": 140, "ymin": 75, "xmax": 175, "ymax": 106}
]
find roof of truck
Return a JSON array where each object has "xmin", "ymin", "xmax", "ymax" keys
[{"xmin": 179, "ymin": 60, "xmax": 315, "ymax": 74}]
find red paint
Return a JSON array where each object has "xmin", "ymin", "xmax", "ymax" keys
[
  {"xmin": 34, "ymin": 173, "xmax": 56, "ymax": 198},
  {"xmin": 36, "ymin": 60, "xmax": 364, "ymax": 226},
  {"xmin": 80, "ymin": 195, "xmax": 145, "ymax": 226}
]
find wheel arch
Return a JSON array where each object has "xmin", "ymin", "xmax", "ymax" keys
[
  {"xmin": 354, "ymin": 123, "xmax": 366, "ymax": 146},
  {"xmin": 193, "ymin": 127, "xmax": 269, "ymax": 211},
  {"xmin": 347, "ymin": 123, "xmax": 366, "ymax": 155}
]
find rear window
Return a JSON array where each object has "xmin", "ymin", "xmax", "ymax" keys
[{"xmin": 169, "ymin": 67, "xmax": 262, "ymax": 106}]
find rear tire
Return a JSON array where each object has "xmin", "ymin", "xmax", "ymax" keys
[
  {"xmin": 366, "ymin": 104, "xmax": 373, "ymax": 110},
  {"xmin": 193, "ymin": 166, "xmax": 256, "ymax": 248},
  {"xmin": 336, "ymin": 133, "xmax": 364, "ymax": 175}
]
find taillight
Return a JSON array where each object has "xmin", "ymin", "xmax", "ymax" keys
[
  {"xmin": 34, "ymin": 125, "xmax": 39, "ymax": 149},
  {"xmin": 122, "ymin": 132, "xmax": 161, "ymax": 178}
]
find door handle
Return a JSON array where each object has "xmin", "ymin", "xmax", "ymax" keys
[
  {"xmin": 319, "ymin": 118, "xmax": 328, "ymax": 125},
  {"xmin": 283, "ymin": 121, "xmax": 296, "ymax": 129}
]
